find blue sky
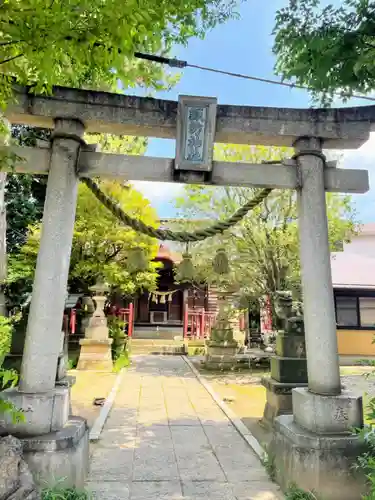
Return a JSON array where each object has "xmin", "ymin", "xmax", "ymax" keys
[{"xmin": 132, "ymin": 1, "xmax": 375, "ymax": 223}]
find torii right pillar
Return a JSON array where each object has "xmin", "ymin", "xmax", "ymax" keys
[{"xmin": 271, "ymin": 137, "xmax": 367, "ymax": 500}]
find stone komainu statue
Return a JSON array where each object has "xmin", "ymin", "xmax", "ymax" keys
[{"xmin": 274, "ymin": 291, "xmax": 304, "ymax": 336}]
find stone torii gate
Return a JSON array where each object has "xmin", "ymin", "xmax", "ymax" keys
[{"xmin": 1, "ymin": 86, "xmax": 373, "ymax": 497}]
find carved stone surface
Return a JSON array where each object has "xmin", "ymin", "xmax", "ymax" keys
[
  {"xmin": 262, "ymin": 290, "xmax": 307, "ymax": 426},
  {"xmin": 175, "ymin": 95, "xmax": 217, "ymax": 172},
  {"xmin": 204, "ymin": 344, "xmax": 238, "ymax": 371},
  {"xmin": 0, "ymin": 435, "xmax": 39, "ymax": 500},
  {"xmin": 184, "ymin": 107, "xmax": 207, "ymax": 162},
  {"xmin": 271, "ymin": 356, "xmax": 308, "ymax": 384},
  {"xmin": 271, "ymin": 415, "xmax": 367, "ymax": 500},
  {"xmin": 22, "ymin": 417, "xmax": 89, "ymax": 490},
  {"xmin": 276, "ymin": 335, "xmax": 306, "ymax": 358},
  {"xmin": 261, "ymin": 377, "xmax": 308, "ymax": 429},
  {"xmin": 274, "ymin": 291, "xmax": 305, "ymax": 336}
]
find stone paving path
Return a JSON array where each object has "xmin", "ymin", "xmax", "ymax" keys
[{"xmin": 87, "ymin": 356, "xmax": 283, "ymax": 499}]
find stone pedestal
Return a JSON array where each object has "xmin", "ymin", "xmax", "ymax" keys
[
  {"xmin": 261, "ymin": 378, "xmax": 307, "ymax": 429},
  {"xmin": 272, "ymin": 415, "xmax": 367, "ymax": 500},
  {"xmin": 77, "ymin": 285, "xmax": 113, "ymax": 371},
  {"xmin": 271, "ymin": 389, "xmax": 366, "ymax": 499},
  {"xmin": 293, "ymin": 387, "xmax": 363, "ymax": 435},
  {"xmin": 204, "ymin": 341, "xmax": 238, "ymax": 370},
  {"xmin": 203, "ymin": 289, "xmax": 239, "ymax": 370},
  {"xmin": 77, "ymin": 338, "xmax": 113, "ymax": 370},
  {"xmin": 261, "ymin": 292, "xmax": 308, "ymax": 428},
  {"xmin": 22, "ymin": 417, "xmax": 89, "ymax": 490}
]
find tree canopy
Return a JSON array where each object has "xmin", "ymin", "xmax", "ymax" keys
[
  {"xmin": 174, "ymin": 144, "xmax": 358, "ymax": 303},
  {"xmin": 272, "ymin": 0, "xmax": 375, "ymax": 102},
  {"xmin": 5, "ymin": 127, "xmax": 160, "ymax": 311},
  {"xmin": 0, "ymin": 0, "xmax": 239, "ymax": 107},
  {"xmin": 7, "ymin": 179, "xmax": 160, "ymax": 311}
]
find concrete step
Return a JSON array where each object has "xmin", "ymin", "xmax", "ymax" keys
[
  {"xmin": 133, "ymin": 329, "xmax": 183, "ymax": 340},
  {"xmin": 130, "ymin": 339, "xmax": 186, "ymax": 355}
]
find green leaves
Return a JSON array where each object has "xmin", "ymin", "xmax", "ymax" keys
[
  {"xmin": 0, "ymin": 0, "xmax": 239, "ymax": 106},
  {"xmin": 173, "ymin": 144, "xmax": 358, "ymax": 303},
  {"xmin": 0, "ymin": 315, "xmax": 13, "ymax": 363},
  {"xmin": 273, "ymin": 0, "xmax": 375, "ymax": 102}
]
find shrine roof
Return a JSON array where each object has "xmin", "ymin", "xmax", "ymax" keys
[{"xmin": 155, "ymin": 244, "xmax": 181, "ymax": 263}]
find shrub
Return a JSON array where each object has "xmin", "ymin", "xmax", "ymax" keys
[
  {"xmin": 354, "ymin": 396, "xmax": 375, "ymax": 499},
  {"xmin": 0, "ymin": 315, "xmax": 12, "ymax": 366},
  {"xmin": 41, "ymin": 486, "xmax": 90, "ymax": 500},
  {"xmin": 0, "ymin": 315, "xmax": 24, "ymax": 423},
  {"xmin": 107, "ymin": 315, "xmax": 127, "ymax": 361}
]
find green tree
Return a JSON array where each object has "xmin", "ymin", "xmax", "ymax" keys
[
  {"xmin": 8, "ymin": 180, "xmax": 160, "ymax": 304},
  {"xmin": 0, "ymin": 0, "xmax": 239, "ymax": 107},
  {"xmin": 7, "ymin": 126, "xmax": 49, "ymax": 254},
  {"xmin": 272, "ymin": 0, "xmax": 375, "ymax": 102},
  {"xmin": 5, "ymin": 125, "xmax": 154, "ymax": 311},
  {"xmin": 174, "ymin": 145, "xmax": 358, "ymax": 305}
]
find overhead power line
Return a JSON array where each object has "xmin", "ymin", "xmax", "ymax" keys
[{"xmin": 134, "ymin": 52, "xmax": 375, "ymax": 104}]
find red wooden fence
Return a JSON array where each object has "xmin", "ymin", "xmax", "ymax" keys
[
  {"xmin": 183, "ymin": 308, "xmax": 248, "ymax": 340},
  {"xmin": 63, "ymin": 308, "xmax": 76, "ymax": 335},
  {"xmin": 116, "ymin": 304, "xmax": 134, "ymax": 338},
  {"xmin": 183, "ymin": 308, "xmax": 216, "ymax": 340},
  {"xmin": 63, "ymin": 303, "xmax": 135, "ymax": 338}
]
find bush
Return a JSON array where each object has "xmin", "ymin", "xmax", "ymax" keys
[
  {"xmin": 41, "ymin": 487, "xmax": 90, "ymax": 500},
  {"xmin": 0, "ymin": 315, "xmax": 12, "ymax": 366},
  {"xmin": 0, "ymin": 315, "xmax": 24, "ymax": 423},
  {"xmin": 285, "ymin": 484, "xmax": 319, "ymax": 500},
  {"xmin": 107, "ymin": 315, "xmax": 127, "ymax": 361},
  {"xmin": 113, "ymin": 351, "xmax": 131, "ymax": 373},
  {"xmin": 354, "ymin": 396, "xmax": 375, "ymax": 499}
]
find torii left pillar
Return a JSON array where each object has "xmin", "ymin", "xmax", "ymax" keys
[{"xmin": 0, "ymin": 119, "xmax": 89, "ymax": 488}]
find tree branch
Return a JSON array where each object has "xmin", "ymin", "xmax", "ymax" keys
[{"xmin": 0, "ymin": 53, "xmax": 23, "ymax": 65}]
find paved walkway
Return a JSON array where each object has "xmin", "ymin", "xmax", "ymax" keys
[{"xmin": 87, "ymin": 356, "xmax": 283, "ymax": 500}]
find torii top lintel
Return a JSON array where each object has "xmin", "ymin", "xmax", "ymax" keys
[{"xmin": 6, "ymin": 85, "xmax": 375, "ymax": 149}]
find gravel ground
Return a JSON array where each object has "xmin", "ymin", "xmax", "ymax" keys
[{"xmin": 342, "ymin": 374, "xmax": 375, "ymax": 398}]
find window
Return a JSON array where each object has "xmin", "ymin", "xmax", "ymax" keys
[
  {"xmin": 359, "ymin": 298, "xmax": 375, "ymax": 328},
  {"xmin": 335, "ymin": 292, "xmax": 375, "ymax": 329},
  {"xmin": 336, "ymin": 296, "xmax": 358, "ymax": 327}
]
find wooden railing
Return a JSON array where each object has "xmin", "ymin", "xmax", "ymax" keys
[
  {"xmin": 183, "ymin": 308, "xmax": 216, "ymax": 340},
  {"xmin": 64, "ymin": 303, "xmax": 135, "ymax": 338},
  {"xmin": 113, "ymin": 303, "xmax": 134, "ymax": 338},
  {"xmin": 63, "ymin": 308, "xmax": 76, "ymax": 335},
  {"xmin": 183, "ymin": 308, "xmax": 248, "ymax": 341}
]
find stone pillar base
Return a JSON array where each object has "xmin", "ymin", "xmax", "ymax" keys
[
  {"xmin": 77, "ymin": 338, "xmax": 113, "ymax": 371},
  {"xmin": 293, "ymin": 387, "xmax": 363, "ymax": 434},
  {"xmin": 22, "ymin": 416, "xmax": 89, "ymax": 489},
  {"xmin": 260, "ymin": 378, "xmax": 308, "ymax": 429},
  {"xmin": 270, "ymin": 415, "xmax": 367, "ymax": 500},
  {"xmin": 204, "ymin": 342, "xmax": 237, "ymax": 371},
  {"xmin": 0, "ymin": 386, "xmax": 70, "ymax": 437}
]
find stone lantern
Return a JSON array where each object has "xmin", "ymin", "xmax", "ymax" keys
[
  {"xmin": 77, "ymin": 281, "xmax": 113, "ymax": 371},
  {"xmin": 204, "ymin": 285, "xmax": 239, "ymax": 370},
  {"xmin": 261, "ymin": 291, "xmax": 308, "ymax": 428}
]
